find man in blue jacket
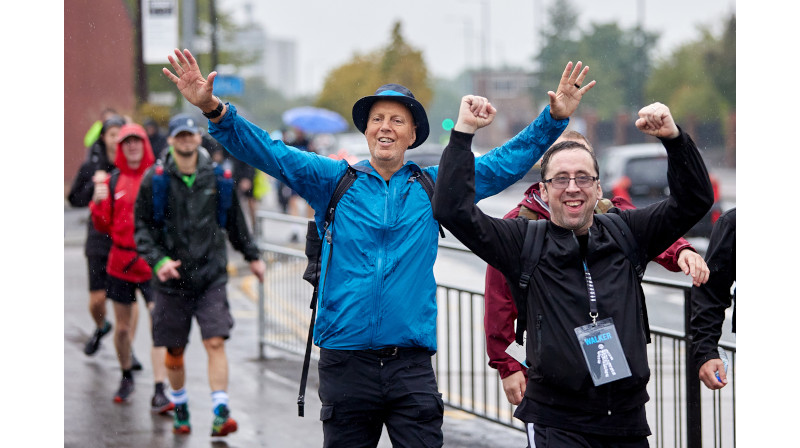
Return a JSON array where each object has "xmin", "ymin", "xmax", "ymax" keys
[{"xmin": 164, "ymin": 48, "xmax": 594, "ymax": 447}]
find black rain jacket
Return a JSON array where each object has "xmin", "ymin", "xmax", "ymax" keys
[
  {"xmin": 68, "ymin": 141, "xmax": 115, "ymax": 257},
  {"xmin": 134, "ymin": 147, "xmax": 260, "ymax": 294},
  {"xmin": 434, "ymin": 129, "xmax": 713, "ymax": 432}
]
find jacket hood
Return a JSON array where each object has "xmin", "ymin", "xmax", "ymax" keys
[
  {"xmin": 517, "ymin": 183, "xmax": 551, "ymax": 218},
  {"xmin": 115, "ymin": 123, "xmax": 155, "ymax": 175}
]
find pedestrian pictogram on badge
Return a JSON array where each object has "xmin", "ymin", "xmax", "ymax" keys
[{"xmin": 574, "ymin": 318, "xmax": 631, "ymax": 386}]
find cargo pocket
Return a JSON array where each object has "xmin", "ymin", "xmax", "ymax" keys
[{"xmin": 320, "ymin": 403, "xmax": 334, "ymax": 422}]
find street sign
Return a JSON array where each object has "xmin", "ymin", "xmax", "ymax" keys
[{"xmin": 213, "ymin": 75, "xmax": 245, "ymax": 97}]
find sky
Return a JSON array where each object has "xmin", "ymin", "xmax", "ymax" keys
[{"xmin": 223, "ymin": 0, "xmax": 736, "ymax": 95}]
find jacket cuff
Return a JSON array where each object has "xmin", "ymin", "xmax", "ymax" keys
[
  {"xmin": 208, "ymin": 103, "xmax": 237, "ymax": 132},
  {"xmin": 497, "ymin": 361, "xmax": 526, "ymax": 379},
  {"xmin": 448, "ymin": 129, "xmax": 475, "ymax": 152},
  {"xmin": 153, "ymin": 256, "xmax": 172, "ymax": 275},
  {"xmin": 695, "ymin": 350, "xmax": 721, "ymax": 373}
]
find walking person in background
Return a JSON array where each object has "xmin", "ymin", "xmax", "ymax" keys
[
  {"xmin": 163, "ymin": 47, "xmax": 592, "ymax": 447},
  {"xmin": 135, "ymin": 114, "xmax": 266, "ymax": 436},
  {"xmin": 484, "ymin": 129, "xmax": 709, "ymax": 406},
  {"xmin": 90, "ymin": 123, "xmax": 174, "ymax": 411},
  {"xmin": 144, "ymin": 118, "xmax": 169, "ymax": 158},
  {"xmin": 69, "ymin": 115, "xmax": 128, "ymax": 357},
  {"xmin": 83, "ymin": 107, "xmax": 120, "ymax": 149}
]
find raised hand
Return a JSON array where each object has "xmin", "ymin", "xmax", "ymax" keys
[
  {"xmin": 453, "ymin": 95, "xmax": 497, "ymax": 134},
  {"xmin": 548, "ymin": 61, "xmax": 596, "ymax": 120},
  {"xmin": 635, "ymin": 102, "xmax": 680, "ymax": 139},
  {"xmin": 162, "ymin": 49, "xmax": 218, "ymax": 112}
]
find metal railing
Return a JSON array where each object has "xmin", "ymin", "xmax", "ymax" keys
[{"xmin": 253, "ymin": 210, "xmax": 735, "ymax": 447}]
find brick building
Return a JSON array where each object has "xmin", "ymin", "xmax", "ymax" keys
[{"xmin": 64, "ymin": 0, "xmax": 137, "ymax": 194}]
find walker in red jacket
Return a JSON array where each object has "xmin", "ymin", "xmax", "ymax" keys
[{"xmin": 90, "ymin": 123, "xmax": 173, "ymax": 412}]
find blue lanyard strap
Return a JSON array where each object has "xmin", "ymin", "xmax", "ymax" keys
[{"xmin": 583, "ymin": 261, "xmax": 598, "ymax": 325}]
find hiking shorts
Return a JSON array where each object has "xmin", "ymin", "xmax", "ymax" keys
[
  {"xmin": 151, "ymin": 284, "xmax": 233, "ymax": 347},
  {"xmin": 106, "ymin": 275, "xmax": 153, "ymax": 305},
  {"xmin": 86, "ymin": 254, "xmax": 109, "ymax": 292}
]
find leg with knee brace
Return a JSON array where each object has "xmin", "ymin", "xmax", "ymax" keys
[{"xmin": 165, "ymin": 347, "xmax": 185, "ymax": 370}]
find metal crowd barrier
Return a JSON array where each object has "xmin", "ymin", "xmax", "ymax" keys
[{"xmin": 253, "ymin": 210, "xmax": 735, "ymax": 448}]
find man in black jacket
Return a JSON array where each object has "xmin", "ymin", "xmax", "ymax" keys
[
  {"xmin": 690, "ymin": 207, "xmax": 736, "ymax": 390},
  {"xmin": 433, "ymin": 102, "xmax": 713, "ymax": 447},
  {"xmin": 134, "ymin": 114, "xmax": 265, "ymax": 437}
]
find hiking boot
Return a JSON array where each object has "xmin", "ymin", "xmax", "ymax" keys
[
  {"xmin": 211, "ymin": 404, "xmax": 238, "ymax": 437},
  {"xmin": 84, "ymin": 321, "xmax": 112, "ymax": 355},
  {"xmin": 130, "ymin": 352, "xmax": 143, "ymax": 371},
  {"xmin": 113, "ymin": 377, "xmax": 135, "ymax": 403},
  {"xmin": 151, "ymin": 388, "xmax": 174, "ymax": 414},
  {"xmin": 172, "ymin": 403, "xmax": 191, "ymax": 434}
]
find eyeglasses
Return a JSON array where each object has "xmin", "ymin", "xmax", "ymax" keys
[{"xmin": 543, "ymin": 175, "xmax": 598, "ymax": 189}]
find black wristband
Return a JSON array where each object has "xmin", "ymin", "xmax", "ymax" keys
[{"xmin": 202, "ymin": 97, "xmax": 224, "ymax": 119}]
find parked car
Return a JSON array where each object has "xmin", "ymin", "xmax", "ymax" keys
[{"xmin": 598, "ymin": 143, "xmax": 721, "ymax": 238}]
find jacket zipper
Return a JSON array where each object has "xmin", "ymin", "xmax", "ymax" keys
[{"xmin": 369, "ymin": 178, "xmax": 390, "ymax": 346}]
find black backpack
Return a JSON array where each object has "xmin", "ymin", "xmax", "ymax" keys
[
  {"xmin": 510, "ymin": 212, "xmax": 649, "ymax": 353},
  {"xmin": 296, "ymin": 165, "xmax": 440, "ymax": 416}
]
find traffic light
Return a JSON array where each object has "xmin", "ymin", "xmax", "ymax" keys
[{"xmin": 441, "ymin": 118, "xmax": 454, "ymax": 131}]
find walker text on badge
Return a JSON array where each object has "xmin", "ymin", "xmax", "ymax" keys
[{"xmin": 583, "ymin": 332, "xmax": 612, "ymax": 346}]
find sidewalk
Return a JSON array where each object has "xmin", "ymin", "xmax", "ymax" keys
[{"xmin": 63, "ymin": 207, "xmax": 527, "ymax": 447}]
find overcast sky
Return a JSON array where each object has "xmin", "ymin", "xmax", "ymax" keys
[{"xmin": 223, "ymin": 0, "xmax": 736, "ymax": 95}]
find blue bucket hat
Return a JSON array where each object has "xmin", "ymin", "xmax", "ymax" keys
[{"xmin": 352, "ymin": 84, "xmax": 429, "ymax": 149}]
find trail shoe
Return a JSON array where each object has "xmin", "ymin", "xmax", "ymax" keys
[
  {"xmin": 130, "ymin": 352, "xmax": 143, "ymax": 371},
  {"xmin": 151, "ymin": 389, "xmax": 175, "ymax": 414},
  {"xmin": 113, "ymin": 377, "xmax": 135, "ymax": 403},
  {"xmin": 84, "ymin": 321, "xmax": 112, "ymax": 355},
  {"xmin": 211, "ymin": 404, "xmax": 238, "ymax": 437},
  {"xmin": 172, "ymin": 403, "xmax": 191, "ymax": 434}
]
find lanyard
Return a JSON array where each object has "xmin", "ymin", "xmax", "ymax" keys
[{"xmin": 582, "ymin": 261, "xmax": 599, "ymax": 325}]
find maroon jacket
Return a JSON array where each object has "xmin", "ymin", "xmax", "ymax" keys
[{"xmin": 484, "ymin": 183, "xmax": 695, "ymax": 379}]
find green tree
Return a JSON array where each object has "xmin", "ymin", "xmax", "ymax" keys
[
  {"xmin": 533, "ymin": 1, "xmax": 658, "ymax": 120},
  {"xmin": 316, "ymin": 21, "xmax": 432, "ymax": 128},
  {"xmin": 645, "ymin": 15, "xmax": 735, "ymax": 126},
  {"xmin": 532, "ymin": 0, "xmax": 581, "ymax": 103},
  {"xmin": 576, "ymin": 23, "xmax": 658, "ymax": 119}
]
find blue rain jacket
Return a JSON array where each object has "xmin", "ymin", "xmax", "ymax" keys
[{"xmin": 210, "ymin": 104, "xmax": 567, "ymax": 352}]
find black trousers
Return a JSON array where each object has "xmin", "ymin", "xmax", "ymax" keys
[
  {"xmin": 318, "ymin": 347, "xmax": 444, "ymax": 448},
  {"xmin": 527, "ymin": 422, "xmax": 650, "ymax": 448}
]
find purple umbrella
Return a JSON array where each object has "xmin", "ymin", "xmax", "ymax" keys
[{"xmin": 282, "ymin": 106, "xmax": 348, "ymax": 134}]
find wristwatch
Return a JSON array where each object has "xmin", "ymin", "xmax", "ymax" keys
[{"xmin": 202, "ymin": 97, "xmax": 224, "ymax": 119}]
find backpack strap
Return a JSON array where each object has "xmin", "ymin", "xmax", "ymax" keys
[
  {"xmin": 214, "ymin": 163, "xmax": 235, "ymax": 228},
  {"xmin": 594, "ymin": 212, "xmax": 651, "ymax": 343},
  {"xmin": 298, "ymin": 165, "xmax": 359, "ymax": 417},
  {"xmin": 595, "ymin": 212, "xmax": 644, "ymax": 281},
  {"xmin": 408, "ymin": 165, "xmax": 445, "ymax": 238},
  {"xmin": 152, "ymin": 160, "xmax": 169, "ymax": 226},
  {"xmin": 512, "ymin": 218, "xmax": 547, "ymax": 345}
]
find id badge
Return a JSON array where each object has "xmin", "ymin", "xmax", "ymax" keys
[{"xmin": 574, "ymin": 317, "xmax": 631, "ymax": 386}]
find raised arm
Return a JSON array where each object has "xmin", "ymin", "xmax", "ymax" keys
[{"xmin": 622, "ymin": 103, "xmax": 714, "ymax": 264}]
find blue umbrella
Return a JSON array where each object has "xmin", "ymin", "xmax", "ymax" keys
[{"xmin": 282, "ymin": 106, "xmax": 348, "ymax": 134}]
